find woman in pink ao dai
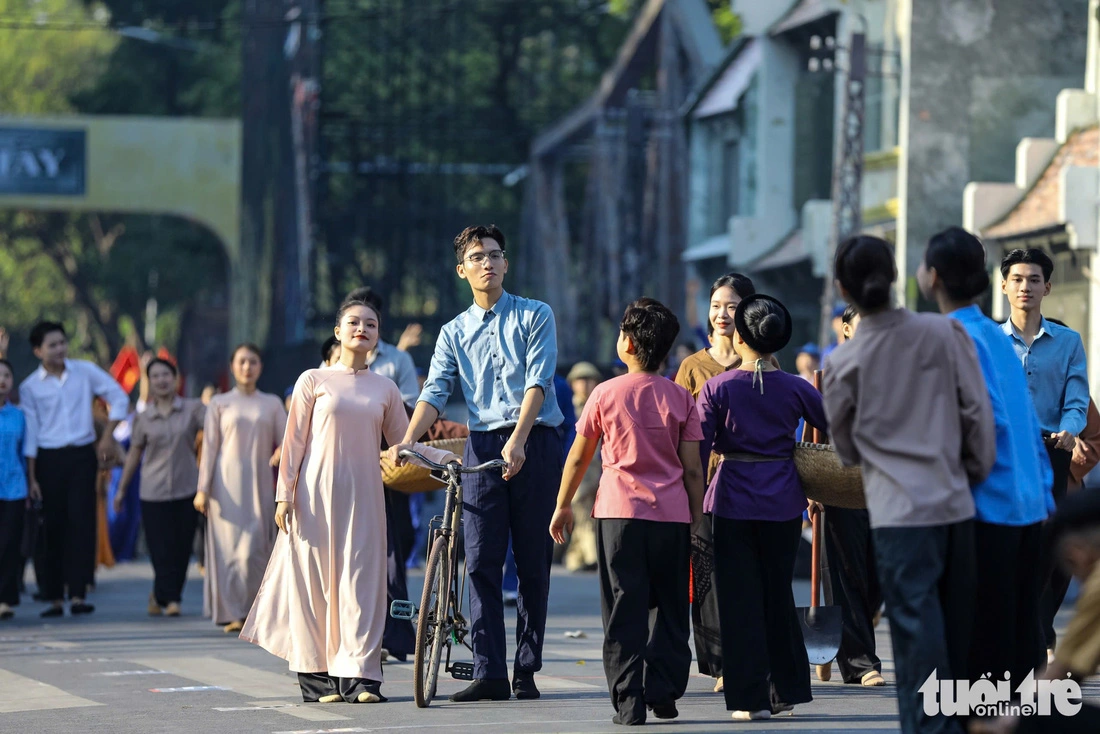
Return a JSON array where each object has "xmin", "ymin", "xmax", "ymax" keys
[{"xmin": 240, "ymin": 296, "xmax": 458, "ymax": 704}]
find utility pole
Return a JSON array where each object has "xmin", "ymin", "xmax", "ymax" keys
[{"xmin": 815, "ymin": 31, "xmax": 866, "ymax": 347}]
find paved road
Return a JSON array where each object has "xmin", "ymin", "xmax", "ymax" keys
[{"xmin": 0, "ymin": 562, "xmax": 1085, "ymax": 733}]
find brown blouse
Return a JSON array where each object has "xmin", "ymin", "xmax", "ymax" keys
[{"xmin": 674, "ymin": 349, "xmax": 739, "ymax": 399}]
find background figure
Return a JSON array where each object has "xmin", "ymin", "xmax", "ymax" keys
[
  {"xmin": 563, "ymin": 361, "xmax": 602, "ymax": 572},
  {"xmin": 107, "ymin": 414, "xmax": 142, "ymax": 562},
  {"xmin": 0, "ymin": 358, "xmax": 38, "ymax": 621},
  {"xmin": 19, "ymin": 321, "xmax": 128, "ymax": 617},
  {"xmin": 821, "ymin": 304, "xmax": 884, "ymax": 687},
  {"xmin": 195, "ymin": 343, "xmax": 286, "ymax": 632},
  {"xmin": 794, "ymin": 344, "xmax": 820, "ymax": 383},
  {"xmin": 114, "ymin": 358, "xmax": 205, "ymax": 617}
]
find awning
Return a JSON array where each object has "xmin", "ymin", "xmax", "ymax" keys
[
  {"xmin": 681, "ymin": 234, "xmax": 730, "ymax": 262},
  {"xmin": 770, "ymin": 0, "xmax": 838, "ymax": 36},
  {"xmin": 740, "ymin": 229, "xmax": 809, "ymax": 271},
  {"xmin": 692, "ymin": 39, "xmax": 762, "ymax": 120}
]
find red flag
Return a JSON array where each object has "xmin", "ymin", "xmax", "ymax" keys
[{"xmin": 109, "ymin": 346, "xmax": 141, "ymax": 394}]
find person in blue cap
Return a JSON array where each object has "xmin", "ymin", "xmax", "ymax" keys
[
  {"xmin": 821, "ymin": 305, "xmax": 847, "ymax": 360},
  {"xmin": 795, "ymin": 343, "xmax": 820, "ymax": 383}
]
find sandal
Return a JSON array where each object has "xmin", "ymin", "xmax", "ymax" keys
[{"xmin": 861, "ymin": 671, "xmax": 886, "ymax": 686}]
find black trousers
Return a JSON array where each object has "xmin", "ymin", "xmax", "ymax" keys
[
  {"xmin": 142, "ymin": 497, "xmax": 197, "ymax": 605},
  {"xmin": 1040, "ymin": 445, "xmax": 1073, "ymax": 649},
  {"xmin": 874, "ymin": 521, "xmax": 975, "ymax": 734},
  {"xmin": 382, "ymin": 487, "xmax": 414, "ymax": 660},
  {"xmin": 597, "ymin": 519, "xmax": 691, "ymax": 722},
  {"xmin": 462, "ymin": 426, "xmax": 561, "ymax": 680},
  {"xmin": 297, "ymin": 672, "xmax": 385, "ymax": 703},
  {"xmin": 1016, "ymin": 702, "xmax": 1100, "ymax": 733},
  {"xmin": 713, "ymin": 516, "xmax": 811, "ymax": 713},
  {"xmin": 0, "ymin": 499, "xmax": 25, "ymax": 606},
  {"xmin": 969, "ymin": 521, "xmax": 1044, "ymax": 687},
  {"xmin": 689, "ymin": 518, "xmax": 723, "ymax": 678},
  {"xmin": 34, "ymin": 445, "xmax": 98, "ymax": 601},
  {"xmin": 824, "ymin": 507, "xmax": 882, "ymax": 683}
]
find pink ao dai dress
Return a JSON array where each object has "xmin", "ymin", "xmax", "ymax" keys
[
  {"xmin": 198, "ymin": 387, "xmax": 288, "ymax": 625},
  {"xmin": 240, "ymin": 366, "xmax": 453, "ymax": 681}
]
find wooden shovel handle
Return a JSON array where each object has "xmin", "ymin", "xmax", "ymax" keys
[{"xmin": 810, "ymin": 368, "xmax": 824, "ymax": 608}]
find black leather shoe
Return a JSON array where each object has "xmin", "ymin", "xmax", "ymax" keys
[
  {"xmin": 449, "ymin": 678, "xmax": 511, "ymax": 702},
  {"xmin": 40, "ymin": 605, "xmax": 63, "ymax": 618},
  {"xmin": 70, "ymin": 602, "xmax": 95, "ymax": 615},
  {"xmin": 512, "ymin": 671, "xmax": 540, "ymax": 700}
]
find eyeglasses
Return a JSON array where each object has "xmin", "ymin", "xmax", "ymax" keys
[{"xmin": 465, "ymin": 250, "xmax": 506, "ymax": 266}]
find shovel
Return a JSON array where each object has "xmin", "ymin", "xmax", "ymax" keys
[{"xmin": 798, "ymin": 369, "xmax": 842, "ymax": 666}]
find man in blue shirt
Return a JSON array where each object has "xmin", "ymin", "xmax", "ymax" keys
[
  {"xmin": 391, "ymin": 225, "xmax": 564, "ymax": 702},
  {"xmin": 1000, "ymin": 247, "xmax": 1090, "ymax": 653}
]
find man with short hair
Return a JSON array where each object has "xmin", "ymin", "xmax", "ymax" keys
[
  {"xmin": 1000, "ymin": 248, "xmax": 1090, "ymax": 654},
  {"xmin": 390, "ymin": 224, "xmax": 564, "ymax": 702},
  {"xmin": 19, "ymin": 321, "xmax": 129, "ymax": 617}
]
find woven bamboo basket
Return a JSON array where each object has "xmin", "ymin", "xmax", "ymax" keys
[
  {"xmin": 381, "ymin": 437, "xmax": 467, "ymax": 494},
  {"xmin": 794, "ymin": 442, "xmax": 866, "ymax": 509}
]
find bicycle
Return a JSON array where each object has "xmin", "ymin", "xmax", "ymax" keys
[{"xmin": 389, "ymin": 449, "xmax": 507, "ymax": 708}]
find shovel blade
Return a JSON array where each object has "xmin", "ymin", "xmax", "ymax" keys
[{"xmin": 797, "ymin": 605, "xmax": 843, "ymax": 665}]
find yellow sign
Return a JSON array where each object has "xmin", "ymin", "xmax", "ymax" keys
[{"xmin": 0, "ymin": 115, "xmax": 260, "ymax": 345}]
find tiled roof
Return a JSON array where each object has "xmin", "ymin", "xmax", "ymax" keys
[{"xmin": 985, "ymin": 126, "xmax": 1098, "ymax": 239}]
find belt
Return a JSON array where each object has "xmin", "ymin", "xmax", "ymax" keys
[{"xmin": 719, "ymin": 452, "xmax": 791, "ymax": 463}]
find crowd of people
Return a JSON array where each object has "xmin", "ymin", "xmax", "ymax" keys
[{"xmin": 1, "ymin": 222, "xmax": 1099, "ymax": 733}]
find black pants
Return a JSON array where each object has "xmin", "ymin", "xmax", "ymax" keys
[
  {"xmin": 34, "ymin": 445, "xmax": 98, "ymax": 601},
  {"xmin": 824, "ymin": 507, "xmax": 882, "ymax": 683},
  {"xmin": 713, "ymin": 515, "xmax": 811, "ymax": 713},
  {"xmin": 1040, "ymin": 445, "xmax": 1073, "ymax": 649},
  {"xmin": 462, "ymin": 426, "xmax": 561, "ymax": 680},
  {"xmin": 382, "ymin": 487, "xmax": 414, "ymax": 660},
  {"xmin": 597, "ymin": 519, "xmax": 691, "ymax": 722},
  {"xmin": 689, "ymin": 518, "xmax": 723, "ymax": 677},
  {"xmin": 969, "ymin": 521, "xmax": 1044, "ymax": 687},
  {"xmin": 297, "ymin": 672, "xmax": 385, "ymax": 703},
  {"xmin": 142, "ymin": 497, "xmax": 197, "ymax": 605},
  {"xmin": 0, "ymin": 499, "xmax": 25, "ymax": 606},
  {"xmin": 874, "ymin": 521, "xmax": 975, "ymax": 734}
]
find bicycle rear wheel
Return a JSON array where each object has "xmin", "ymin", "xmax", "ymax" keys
[{"xmin": 413, "ymin": 535, "xmax": 451, "ymax": 707}]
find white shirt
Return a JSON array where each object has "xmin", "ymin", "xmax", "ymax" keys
[{"xmin": 18, "ymin": 359, "xmax": 130, "ymax": 449}]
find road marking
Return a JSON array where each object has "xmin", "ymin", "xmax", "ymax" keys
[
  {"xmin": 150, "ymin": 685, "xmax": 229, "ymax": 693},
  {"xmin": 43, "ymin": 658, "xmax": 116, "ymax": 664},
  {"xmin": 212, "ymin": 699, "xmax": 349, "ymax": 722},
  {"xmin": 128, "ymin": 656, "xmax": 300, "ymax": 699},
  {"xmin": 0, "ymin": 667, "xmax": 102, "ymax": 713},
  {"xmin": 272, "ymin": 721, "xmax": 613, "ymax": 734},
  {"xmin": 523, "ymin": 674, "xmax": 601, "ymax": 690},
  {"xmin": 95, "ymin": 670, "xmax": 169, "ymax": 676},
  {"xmin": 214, "ymin": 703, "xmax": 302, "ymax": 711}
]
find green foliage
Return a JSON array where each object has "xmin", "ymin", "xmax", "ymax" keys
[{"xmin": 0, "ymin": 0, "xmax": 117, "ymax": 114}]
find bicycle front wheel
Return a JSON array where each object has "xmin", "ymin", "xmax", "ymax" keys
[{"xmin": 413, "ymin": 535, "xmax": 451, "ymax": 707}]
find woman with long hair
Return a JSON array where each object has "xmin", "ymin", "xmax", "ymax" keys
[
  {"xmin": 196, "ymin": 343, "xmax": 287, "ymax": 632},
  {"xmin": 241, "ymin": 296, "xmax": 458, "ymax": 704},
  {"xmin": 673, "ymin": 272, "xmax": 756, "ymax": 691}
]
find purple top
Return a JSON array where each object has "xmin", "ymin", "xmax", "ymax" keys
[{"xmin": 697, "ymin": 369, "xmax": 828, "ymax": 522}]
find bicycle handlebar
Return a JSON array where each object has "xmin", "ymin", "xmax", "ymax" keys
[{"xmin": 398, "ymin": 449, "xmax": 507, "ymax": 475}]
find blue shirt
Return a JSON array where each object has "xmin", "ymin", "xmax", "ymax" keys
[
  {"xmin": 1002, "ymin": 317, "xmax": 1089, "ymax": 436},
  {"xmin": 953, "ymin": 306, "xmax": 1053, "ymax": 525},
  {"xmin": 419, "ymin": 291, "xmax": 564, "ymax": 432},
  {"xmin": 0, "ymin": 403, "xmax": 36, "ymax": 501}
]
